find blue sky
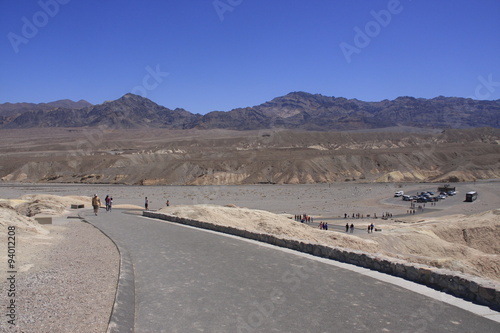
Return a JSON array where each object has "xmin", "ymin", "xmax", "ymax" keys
[{"xmin": 1, "ymin": 0, "xmax": 499, "ymax": 114}]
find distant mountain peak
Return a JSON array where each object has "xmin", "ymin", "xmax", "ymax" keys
[
  {"xmin": 284, "ymin": 91, "xmax": 314, "ymax": 97},
  {"xmin": 122, "ymin": 93, "xmax": 141, "ymax": 99},
  {"xmin": 117, "ymin": 93, "xmax": 145, "ymax": 101},
  {"xmin": 114, "ymin": 93, "xmax": 157, "ymax": 105},
  {"xmin": 47, "ymin": 99, "xmax": 92, "ymax": 109}
]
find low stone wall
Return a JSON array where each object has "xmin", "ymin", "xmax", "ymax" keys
[{"xmin": 143, "ymin": 211, "xmax": 500, "ymax": 310}]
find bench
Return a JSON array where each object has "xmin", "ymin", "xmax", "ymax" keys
[
  {"xmin": 35, "ymin": 216, "xmax": 52, "ymax": 225},
  {"xmin": 71, "ymin": 204, "xmax": 85, "ymax": 209}
]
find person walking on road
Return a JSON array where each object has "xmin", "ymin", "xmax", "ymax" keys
[
  {"xmin": 350, "ymin": 223, "xmax": 354, "ymax": 233},
  {"xmin": 92, "ymin": 194, "xmax": 101, "ymax": 216},
  {"xmin": 145, "ymin": 197, "xmax": 149, "ymax": 210},
  {"xmin": 105, "ymin": 195, "xmax": 111, "ymax": 211}
]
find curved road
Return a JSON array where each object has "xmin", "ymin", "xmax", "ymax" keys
[{"xmin": 85, "ymin": 209, "xmax": 499, "ymax": 332}]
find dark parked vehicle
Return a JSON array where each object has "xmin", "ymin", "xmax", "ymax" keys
[
  {"xmin": 417, "ymin": 196, "xmax": 433, "ymax": 203},
  {"xmin": 438, "ymin": 185, "xmax": 456, "ymax": 193},
  {"xmin": 465, "ymin": 191, "xmax": 478, "ymax": 202}
]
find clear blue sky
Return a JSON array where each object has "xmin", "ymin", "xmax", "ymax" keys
[{"xmin": 1, "ymin": 0, "xmax": 499, "ymax": 114}]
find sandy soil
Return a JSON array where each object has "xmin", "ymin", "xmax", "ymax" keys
[{"xmin": 0, "ymin": 181, "xmax": 499, "ymax": 331}]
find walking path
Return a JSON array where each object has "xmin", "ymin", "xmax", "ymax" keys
[{"xmin": 84, "ymin": 209, "xmax": 500, "ymax": 332}]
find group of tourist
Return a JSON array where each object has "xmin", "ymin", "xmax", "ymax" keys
[
  {"xmin": 344, "ymin": 212, "xmax": 390, "ymax": 219},
  {"xmin": 104, "ymin": 195, "xmax": 113, "ymax": 212},
  {"xmin": 295, "ymin": 214, "xmax": 313, "ymax": 223},
  {"xmin": 91, "ymin": 194, "xmax": 113, "ymax": 216},
  {"xmin": 144, "ymin": 197, "xmax": 170, "ymax": 210},
  {"xmin": 345, "ymin": 213, "xmax": 367, "ymax": 219},
  {"xmin": 91, "ymin": 195, "xmax": 171, "ymax": 216}
]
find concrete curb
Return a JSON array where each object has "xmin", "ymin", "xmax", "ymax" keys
[
  {"xmin": 143, "ymin": 210, "xmax": 500, "ymax": 310},
  {"xmin": 106, "ymin": 249, "xmax": 135, "ymax": 333},
  {"xmin": 79, "ymin": 212, "xmax": 136, "ymax": 333}
]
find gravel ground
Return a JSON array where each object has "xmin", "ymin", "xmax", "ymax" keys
[
  {"xmin": 1, "ymin": 220, "xmax": 119, "ymax": 333},
  {"xmin": 2, "ymin": 181, "xmax": 499, "ymax": 218}
]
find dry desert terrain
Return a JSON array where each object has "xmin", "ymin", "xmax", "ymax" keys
[
  {"xmin": 1, "ymin": 126, "xmax": 500, "ymax": 331},
  {"xmin": 1, "ymin": 127, "xmax": 500, "ymax": 185}
]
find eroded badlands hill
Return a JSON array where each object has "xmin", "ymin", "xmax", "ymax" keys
[{"xmin": 1, "ymin": 127, "xmax": 499, "ymax": 185}]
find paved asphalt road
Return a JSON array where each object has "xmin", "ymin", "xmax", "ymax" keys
[{"xmin": 85, "ymin": 209, "xmax": 499, "ymax": 333}]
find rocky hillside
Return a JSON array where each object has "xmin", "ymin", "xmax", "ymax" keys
[
  {"xmin": 0, "ymin": 99, "xmax": 92, "ymax": 127},
  {"xmin": 2, "ymin": 94, "xmax": 197, "ymax": 129},
  {"xmin": 1, "ymin": 92, "xmax": 499, "ymax": 130}
]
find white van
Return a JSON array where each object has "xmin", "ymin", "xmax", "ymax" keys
[{"xmin": 394, "ymin": 191, "xmax": 404, "ymax": 197}]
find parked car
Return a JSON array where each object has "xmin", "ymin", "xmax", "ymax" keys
[{"xmin": 394, "ymin": 191, "xmax": 404, "ymax": 197}]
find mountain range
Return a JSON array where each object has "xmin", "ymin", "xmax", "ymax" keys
[{"xmin": 1, "ymin": 92, "xmax": 499, "ymax": 130}]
